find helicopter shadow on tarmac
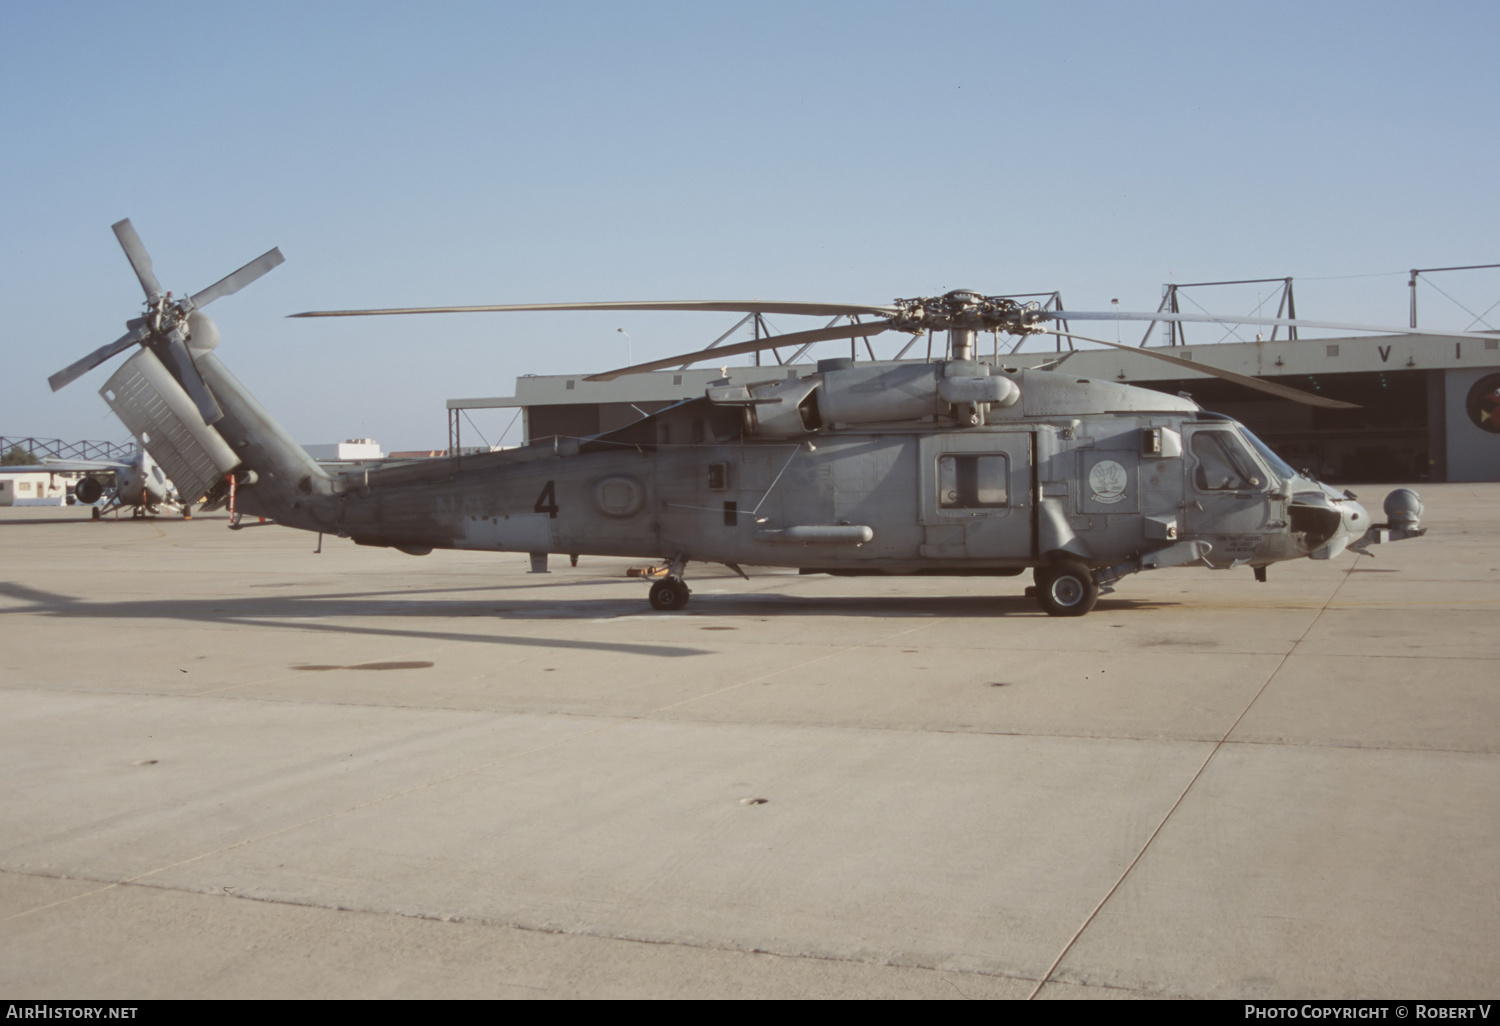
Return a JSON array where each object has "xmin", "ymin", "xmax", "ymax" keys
[
  {"xmin": 0, "ymin": 512, "xmax": 236, "ymax": 528},
  {"xmin": 227, "ymin": 571, "xmax": 1178, "ymax": 620},
  {"xmin": 0, "ymin": 516, "xmax": 173, "ymax": 527},
  {"xmin": 0, "ymin": 578, "xmax": 1178, "ymax": 659},
  {"xmin": 653, "ymin": 589, "xmax": 1176, "ymax": 619},
  {"xmin": 0, "ymin": 581, "xmax": 711, "ymax": 658}
]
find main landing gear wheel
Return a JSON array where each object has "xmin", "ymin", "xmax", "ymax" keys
[
  {"xmin": 648, "ymin": 577, "xmax": 691, "ymax": 611},
  {"xmin": 1034, "ymin": 561, "xmax": 1099, "ymax": 617}
]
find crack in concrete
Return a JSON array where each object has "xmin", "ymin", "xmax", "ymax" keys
[
  {"xmin": 0, "ymin": 867, "xmax": 1041, "ymax": 992},
  {"xmin": 1024, "ymin": 566, "xmax": 1360, "ymax": 999}
]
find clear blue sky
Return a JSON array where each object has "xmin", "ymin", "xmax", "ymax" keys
[{"xmin": 4, "ymin": 1, "xmax": 1497, "ymax": 449}]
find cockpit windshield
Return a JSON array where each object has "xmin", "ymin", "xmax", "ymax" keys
[
  {"xmin": 1192, "ymin": 432, "xmax": 1261, "ymax": 490},
  {"xmin": 1235, "ymin": 424, "xmax": 1298, "ymax": 481},
  {"xmin": 1195, "ymin": 412, "xmax": 1299, "ymax": 484}
]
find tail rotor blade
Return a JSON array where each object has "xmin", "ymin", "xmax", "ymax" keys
[
  {"xmin": 112, "ymin": 219, "xmax": 162, "ymax": 301},
  {"xmin": 49, "ymin": 325, "xmax": 148, "ymax": 392},
  {"xmin": 586, "ymin": 319, "xmax": 897, "ymax": 381},
  {"xmin": 189, "ymin": 247, "xmax": 285, "ymax": 309}
]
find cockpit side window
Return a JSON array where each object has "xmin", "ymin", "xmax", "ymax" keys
[{"xmin": 1191, "ymin": 431, "xmax": 1263, "ymax": 491}]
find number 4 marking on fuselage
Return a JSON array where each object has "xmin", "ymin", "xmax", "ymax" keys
[{"xmin": 534, "ymin": 480, "xmax": 559, "ymax": 518}]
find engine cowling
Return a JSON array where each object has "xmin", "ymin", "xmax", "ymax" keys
[
  {"xmin": 74, "ymin": 477, "xmax": 104, "ymax": 505},
  {"xmin": 712, "ymin": 359, "xmax": 1023, "ymax": 436}
]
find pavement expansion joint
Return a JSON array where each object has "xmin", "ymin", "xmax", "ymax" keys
[
  {"xmin": 3, "ymin": 867, "xmax": 1044, "ymax": 990},
  {"xmin": 1220, "ymin": 736, "xmax": 1493, "ymax": 755},
  {"xmin": 1024, "ymin": 562, "xmax": 1357, "ymax": 999}
]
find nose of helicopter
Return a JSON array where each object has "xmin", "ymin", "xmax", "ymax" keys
[
  {"xmin": 1338, "ymin": 495, "xmax": 1371, "ymax": 547},
  {"xmin": 1293, "ymin": 481, "xmax": 1370, "ymax": 560},
  {"xmin": 1295, "ymin": 485, "xmax": 1425, "ymax": 561}
]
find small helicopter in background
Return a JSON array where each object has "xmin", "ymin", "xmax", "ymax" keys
[{"xmin": 49, "ymin": 221, "xmax": 1448, "ymax": 615}]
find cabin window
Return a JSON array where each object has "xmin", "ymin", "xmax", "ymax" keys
[
  {"xmin": 1191, "ymin": 431, "xmax": 1262, "ymax": 491},
  {"xmin": 938, "ymin": 454, "xmax": 1008, "ymax": 509},
  {"xmin": 708, "ymin": 463, "xmax": 728, "ymax": 490}
]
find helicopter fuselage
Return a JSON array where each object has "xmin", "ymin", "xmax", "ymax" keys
[{"xmin": 308, "ymin": 361, "xmax": 1392, "ymax": 605}]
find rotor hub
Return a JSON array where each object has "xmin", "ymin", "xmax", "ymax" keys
[{"xmin": 889, "ymin": 292, "xmax": 1046, "ymax": 335}]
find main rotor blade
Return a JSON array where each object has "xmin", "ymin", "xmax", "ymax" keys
[
  {"xmin": 1034, "ymin": 330, "xmax": 1360, "ymax": 409},
  {"xmin": 48, "ymin": 325, "xmax": 148, "ymax": 392},
  {"xmin": 112, "ymin": 219, "xmax": 162, "ymax": 301},
  {"xmin": 586, "ymin": 319, "xmax": 898, "ymax": 381},
  {"xmin": 189, "ymin": 247, "xmax": 285, "ymax": 309},
  {"xmin": 1043, "ymin": 309, "xmax": 1500, "ymax": 340},
  {"xmin": 289, "ymin": 300, "xmax": 897, "ymax": 319}
]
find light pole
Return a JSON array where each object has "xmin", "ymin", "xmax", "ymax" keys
[{"xmin": 617, "ymin": 328, "xmax": 631, "ymax": 365}]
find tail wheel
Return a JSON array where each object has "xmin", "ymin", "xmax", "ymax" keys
[
  {"xmin": 648, "ymin": 577, "xmax": 690, "ymax": 611},
  {"xmin": 1034, "ymin": 560, "xmax": 1098, "ymax": 617}
]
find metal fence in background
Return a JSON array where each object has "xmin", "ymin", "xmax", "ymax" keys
[{"xmin": 0, "ymin": 436, "xmax": 137, "ymax": 461}]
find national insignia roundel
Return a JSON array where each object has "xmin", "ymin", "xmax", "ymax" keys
[{"xmin": 1466, "ymin": 373, "xmax": 1500, "ymax": 434}]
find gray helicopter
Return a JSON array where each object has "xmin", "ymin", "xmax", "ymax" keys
[{"xmin": 52, "ymin": 222, "xmax": 1442, "ymax": 616}]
